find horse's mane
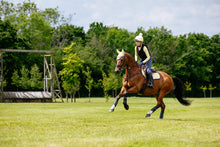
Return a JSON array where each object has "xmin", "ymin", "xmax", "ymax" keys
[
  {"xmin": 125, "ymin": 52, "xmax": 134, "ymax": 60},
  {"xmin": 125, "ymin": 52, "xmax": 138, "ymax": 66}
]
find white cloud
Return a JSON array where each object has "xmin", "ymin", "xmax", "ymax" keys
[{"xmin": 7, "ymin": 0, "xmax": 220, "ymax": 36}]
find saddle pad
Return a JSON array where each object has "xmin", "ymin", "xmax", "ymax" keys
[
  {"xmin": 141, "ymin": 68, "xmax": 160, "ymax": 80},
  {"xmin": 152, "ymin": 72, "xmax": 160, "ymax": 79}
]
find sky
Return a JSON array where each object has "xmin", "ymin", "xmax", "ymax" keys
[{"xmin": 8, "ymin": 0, "xmax": 220, "ymax": 36}]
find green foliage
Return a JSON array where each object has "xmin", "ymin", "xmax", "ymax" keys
[
  {"xmin": 83, "ymin": 66, "xmax": 93, "ymax": 98},
  {"xmin": 102, "ymin": 71, "xmax": 111, "ymax": 99},
  {"xmin": 86, "ymin": 22, "xmax": 109, "ymax": 40},
  {"xmin": 59, "ymin": 42, "xmax": 84, "ymax": 99},
  {"xmin": 208, "ymin": 84, "xmax": 216, "ymax": 91},
  {"xmin": 0, "ymin": 19, "xmax": 18, "ymax": 48},
  {"xmin": 200, "ymin": 85, "xmax": 207, "ymax": 98},
  {"xmin": 0, "ymin": 0, "xmax": 15, "ymax": 20},
  {"xmin": 20, "ymin": 66, "xmax": 30, "ymax": 90},
  {"xmin": 102, "ymin": 71, "xmax": 122, "ymax": 100},
  {"xmin": 52, "ymin": 24, "xmax": 86, "ymax": 48},
  {"xmin": 11, "ymin": 70, "xmax": 19, "ymax": 87},
  {"xmin": 1, "ymin": 0, "xmax": 219, "ymax": 97},
  {"xmin": 29, "ymin": 64, "xmax": 43, "ymax": 90},
  {"xmin": 42, "ymin": 7, "xmax": 60, "ymax": 26},
  {"xmin": 208, "ymin": 84, "xmax": 216, "ymax": 98},
  {"xmin": 184, "ymin": 81, "xmax": 192, "ymax": 91},
  {"xmin": 105, "ymin": 27, "xmax": 135, "ymax": 54},
  {"xmin": 11, "ymin": 64, "xmax": 43, "ymax": 90}
]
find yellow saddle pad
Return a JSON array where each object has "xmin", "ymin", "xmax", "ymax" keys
[{"xmin": 141, "ymin": 66, "xmax": 160, "ymax": 80}]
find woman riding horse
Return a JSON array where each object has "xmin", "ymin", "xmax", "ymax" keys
[
  {"xmin": 135, "ymin": 33, "xmax": 154, "ymax": 88},
  {"xmin": 109, "ymin": 49, "xmax": 191, "ymax": 119}
]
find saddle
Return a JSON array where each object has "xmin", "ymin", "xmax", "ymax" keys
[
  {"xmin": 139, "ymin": 66, "xmax": 160, "ymax": 93},
  {"xmin": 141, "ymin": 65, "xmax": 160, "ymax": 80}
]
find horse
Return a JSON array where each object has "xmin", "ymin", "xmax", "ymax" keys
[{"xmin": 109, "ymin": 49, "xmax": 191, "ymax": 119}]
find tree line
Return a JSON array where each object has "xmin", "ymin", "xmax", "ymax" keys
[{"xmin": 0, "ymin": 0, "xmax": 219, "ymax": 99}]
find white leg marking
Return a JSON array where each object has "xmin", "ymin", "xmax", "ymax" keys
[
  {"xmin": 147, "ymin": 110, "xmax": 153, "ymax": 115},
  {"xmin": 110, "ymin": 104, "xmax": 115, "ymax": 110}
]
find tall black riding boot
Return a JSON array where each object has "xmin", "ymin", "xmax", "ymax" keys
[
  {"xmin": 149, "ymin": 73, "xmax": 154, "ymax": 89},
  {"xmin": 147, "ymin": 72, "xmax": 154, "ymax": 89}
]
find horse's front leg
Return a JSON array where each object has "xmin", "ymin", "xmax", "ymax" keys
[
  {"xmin": 109, "ymin": 94, "xmax": 121, "ymax": 112},
  {"xmin": 123, "ymin": 95, "xmax": 129, "ymax": 110},
  {"xmin": 109, "ymin": 87, "xmax": 127, "ymax": 112},
  {"xmin": 123, "ymin": 85, "xmax": 140, "ymax": 110}
]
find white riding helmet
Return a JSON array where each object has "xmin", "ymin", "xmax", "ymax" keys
[{"xmin": 135, "ymin": 33, "xmax": 143, "ymax": 42}]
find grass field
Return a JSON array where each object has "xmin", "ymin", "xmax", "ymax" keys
[{"xmin": 0, "ymin": 97, "xmax": 220, "ymax": 147}]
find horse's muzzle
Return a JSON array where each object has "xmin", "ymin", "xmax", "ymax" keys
[
  {"xmin": 115, "ymin": 69, "xmax": 120, "ymax": 73},
  {"xmin": 115, "ymin": 67, "xmax": 121, "ymax": 73}
]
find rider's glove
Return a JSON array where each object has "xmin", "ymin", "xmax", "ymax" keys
[{"xmin": 138, "ymin": 61, "xmax": 143, "ymax": 66}]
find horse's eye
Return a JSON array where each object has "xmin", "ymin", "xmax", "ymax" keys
[{"xmin": 121, "ymin": 59, "xmax": 123, "ymax": 62}]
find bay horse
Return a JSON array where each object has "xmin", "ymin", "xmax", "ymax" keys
[{"xmin": 109, "ymin": 49, "xmax": 191, "ymax": 119}]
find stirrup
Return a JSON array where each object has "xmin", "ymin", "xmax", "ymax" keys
[{"xmin": 148, "ymin": 83, "xmax": 154, "ymax": 89}]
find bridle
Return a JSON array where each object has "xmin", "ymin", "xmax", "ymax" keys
[
  {"xmin": 116, "ymin": 55, "xmax": 126, "ymax": 69},
  {"xmin": 116, "ymin": 54, "xmax": 141, "ymax": 80}
]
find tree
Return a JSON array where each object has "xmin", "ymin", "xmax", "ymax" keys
[
  {"xmin": 108, "ymin": 73, "xmax": 122, "ymax": 97},
  {"xmin": 59, "ymin": 42, "xmax": 84, "ymax": 102},
  {"xmin": 209, "ymin": 35, "xmax": 220, "ymax": 94},
  {"xmin": 29, "ymin": 64, "xmax": 43, "ymax": 90},
  {"xmin": 83, "ymin": 66, "xmax": 93, "ymax": 101},
  {"xmin": 52, "ymin": 24, "xmax": 86, "ymax": 48},
  {"xmin": 0, "ymin": 0, "xmax": 15, "ymax": 20},
  {"xmin": 42, "ymin": 7, "xmax": 60, "ymax": 26},
  {"xmin": 0, "ymin": 19, "xmax": 17, "ymax": 48},
  {"xmin": 1, "ymin": 0, "xmax": 219, "ymax": 97},
  {"xmin": 86, "ymin": 22, "xmax": 109, "ymax": 40},
  {"xmin": 20, "ymin": 66, "xmax": 30, "ymax": 90},
  {"xmin": 11, "ymin": 64, "xmax": 43, "ymax": 90},
  {"xmin": 184, "ymin": 81, "xmax": 192, "ymax": 97},
  {"xmin": 11, "ymin": 70, "xmax": 19, "ymax": 90},
  {"xmin": 174, "ymin": 33, "xmax": 214, "ymax": 96},
  {"xmin": 13, "ymin": 11, "xmax": 53, "ymax": 50},
  {"xmin": 208, "ymin": 84, "xmax": 216, "ymax": 98},
  {"xmin": 1, "ymin": 0, "xmax": 68, "ymax": 50},
  {"xmin": 105, "ymin": 27, "xmax": 135, "ymax": 55},
  {"xmin": 200, "ymin": 86, "xmax": 207, "ymax": 98},
  {"xmin": 102, "ymin": 71, "xmax": 111, "ymax": 102}
]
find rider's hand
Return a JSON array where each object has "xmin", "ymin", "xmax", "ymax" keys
[{"xmin": 138, "ymin": 61, "xmax": 143, "ymax": 66}]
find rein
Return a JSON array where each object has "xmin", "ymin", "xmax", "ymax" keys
[{"xmin": 125, "ymin": 65, "xmax": 142, "ymax": 81}]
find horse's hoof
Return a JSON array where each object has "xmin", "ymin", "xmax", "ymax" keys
[
  {"xmin": 109, "ymin": 109, "xmax": 114, "ymax": 112},
  {"xmin": 124, "ymin": 105, "xmax": 129, "ymax": 110},
  {"xmin": 145, "ymin": 114, "xmax": 151, "ymax": 117}
]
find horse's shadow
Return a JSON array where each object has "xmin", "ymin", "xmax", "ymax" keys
[{"xmin": 143, "ymin": 117, "xmax": 197, "ymax": 122}]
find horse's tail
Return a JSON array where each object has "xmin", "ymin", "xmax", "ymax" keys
[{"xmin": 172, "ymin": 77, "xmax": 191, "ymax": 106}]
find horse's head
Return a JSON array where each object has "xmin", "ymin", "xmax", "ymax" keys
[{"xmin": 115, "ymin": 49, "xmax": 126, "ymax": 73}]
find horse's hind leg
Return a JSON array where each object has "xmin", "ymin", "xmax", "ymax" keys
[
  {"xmin": 145, "ymin": 94, "xmax": 160, "ymax": 117},
  {"xmin": 145, "ymin": 92, "xmax": 166, "ymax": 119},
  {"xmin": 145, "ymin": 105, "xmax": 161, "ymax": 117},
  {"xmin": 160, "ymin": 101, "xmax": 165, "ymax": 119}
]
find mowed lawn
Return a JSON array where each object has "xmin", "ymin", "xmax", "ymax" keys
[{"xmin": 0, "ymin": 97, "xmax": 219, "ymax": 147}]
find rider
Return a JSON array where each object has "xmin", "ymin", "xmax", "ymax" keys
[{"xmin": 134, "ymin": 33, "xmax": 154, "ymax": 88}]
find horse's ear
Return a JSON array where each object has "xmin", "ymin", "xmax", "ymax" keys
[
  {"xmin": 116, "ymin": 49, "xmax": 120, "ymax": 54},
  {"xmin": 122, "ymin": 49, "xmax": 125, "ymax": 54}
]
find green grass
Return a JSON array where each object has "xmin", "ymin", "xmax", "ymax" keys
[{"xmin": 0, "ymin": 97, "xmax": 220, "ymax": 147}]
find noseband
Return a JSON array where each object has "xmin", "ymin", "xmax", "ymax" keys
[{"xmin": 116, "ymin": 55, "xmax": 126, "ymax": 68}]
